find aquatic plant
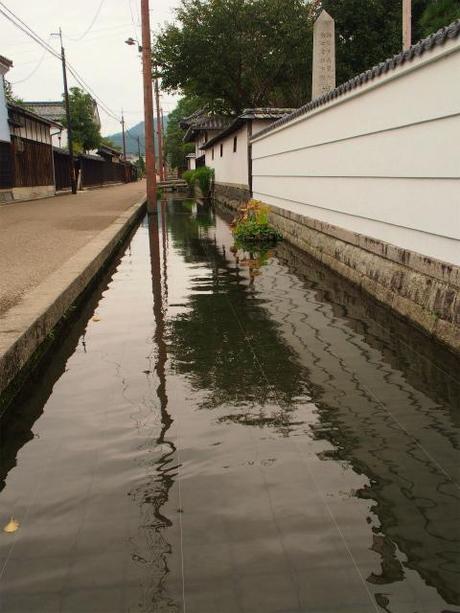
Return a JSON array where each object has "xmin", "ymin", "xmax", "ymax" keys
[
  {"xmin": 182, "ymin": 166, "xmax": 215, "ymax": 197},
  {"xmin": 232, "ymin": 200, "xmax": 282, "ymax": 243}
]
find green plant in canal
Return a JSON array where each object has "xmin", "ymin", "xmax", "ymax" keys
[
  {"xmin": 193, "ymin": 166, "xmax": 214, "ymax": 196},
  {"xmin": 182, "ymin": 170, "xmax": 195, "ymax": 189},
  {"xmin": 182, "ymin": 166, "xmax": 215, "ymax": 197},
  {"xmin": 156, "ymin": 187, "xmax": 164, "ymax": 199},
  {"xmin": 232, "ymin": 200, "xmax": 282, "ymax": 243}
]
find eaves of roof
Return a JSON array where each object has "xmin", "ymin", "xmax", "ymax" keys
[
  {"xmin": 252, "ymin": 19, "xmax": 460, "ymax": 142},
  {"xmin": 7, "ymin": 103, "xmax": 63, "ymax": 129},
  {"xmin": 201, "ymin": 108, "xmax": 295, "ymax": 150},
  {"xmin": 0, "ymin": 55, "xmax": 13, "ymax": 68}
]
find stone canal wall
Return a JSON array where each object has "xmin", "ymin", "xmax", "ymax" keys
[{"xmin": 223, "ymin": 24, "xmax": 460, "ymax": 353}]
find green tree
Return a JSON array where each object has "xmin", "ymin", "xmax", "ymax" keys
[
  {"xmin": 4, "ymin": 80, "xmax": 23, "ymax": 105},
  {"xmin": 319, "ymin": 0, "xmax": 459, "ymax": 85},
  {"xmin": 419, "ymin": 0, "xmax": 460, "ymax": 37},
  {"xmin": 62, "ymin": 87, "xmax": 101, "ymax": 154},
  {"xmin": 164, "ymin": 95, "xmax": 204, "ymax": 170},
  {"xmin": 154, "ymin": 0, "xmax": 315, "ymax": 113}
]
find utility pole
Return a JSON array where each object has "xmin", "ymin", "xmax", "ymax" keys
[
  {"xmin": 161, "ymin": 107, "xmax": 166, "ymax": 178},
  {"xmin": 55, "ymin": 28, "xmax": 77, "ymax": 194},
  {"xmin": 121, "ymin": 110, "xmax": 127, "ymax": 159},
  {"xmin": 140, "ymin": 0, "xmax": 157, "ymax": 213},
  {"xmin": 137, "ymin": 136, "xmax": 141, "ymax": 160},
  {"xmin": 403, "ymin": 0, "xmax": 412, "ymax": 50},
  {"xmin": 121, "ymin": 110, "xmax": 128, "ymax": 182},
  {"xmin": 153, "ymin": 76, "xmax": 164, "ymax": 182}
]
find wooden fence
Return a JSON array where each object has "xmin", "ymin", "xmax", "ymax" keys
[
  {"xmin": 0, "ymin": 141, "xmax": 13, "ymax": 189},
  {"xmin": 53, "ymin": 148, "xmax": 73, "ymax": 192},
  {"xmin": 80, "ymin": 155, "xmax": 136, "ymax": 188},
  {"xmin": 10, "ymin": 136, "xmax": 54, "ymax": 187}
]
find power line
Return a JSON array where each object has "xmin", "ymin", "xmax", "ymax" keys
[
  {"xmin": 67, "ymin": 0, "xmax": 106, "ymax": 42},
  {"xmin": 11, "ymin": 44, "xmax": 48, "ymax": 84}
]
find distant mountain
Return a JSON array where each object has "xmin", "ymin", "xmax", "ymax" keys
[{"xmin": 104, "ymin": 116, "xmax": 168, "ymax": 156}]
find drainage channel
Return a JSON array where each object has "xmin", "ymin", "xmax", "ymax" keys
[{"xmin": 0, "ymin": 198, "xmax": 459, "ymax": 613}]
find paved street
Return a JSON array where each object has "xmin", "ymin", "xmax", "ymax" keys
[{"xmin": 0, "ymin": 182, "xmax": 146, "ymax": 316}]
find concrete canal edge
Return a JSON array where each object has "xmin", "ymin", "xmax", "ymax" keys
[
  {"xmin": 214, "ymin": 189, "xmax": 460, "ymax": 355},
  {"xmin": 0, "ymin": 197, "xmax": 147, "ymax": 401}
]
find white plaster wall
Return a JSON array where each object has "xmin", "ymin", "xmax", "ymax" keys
[
  {"xmin": 0, "ymin": 76, "xmax": 10, "ymax": 142},
  {"xmin": 205, "ymin": 124, "xmax": 249, "ymax": 187},
  {"xmin": 251, "ymin": 37, "xmax": 460, "ymax": 266}
]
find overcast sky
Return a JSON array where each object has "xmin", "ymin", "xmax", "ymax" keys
[{"xmin": 1, "ymin": 0, "xmax": 181, "ymax": 134}]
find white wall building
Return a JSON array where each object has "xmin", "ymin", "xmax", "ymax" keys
[
  {"xmin": 180, "ymin": 109, "xmax": 232, "ymax": 168},
  {"xmin": 0, "ymin": 55, "xmax": 12, "ymax": 144},
  {"xmin": 245, "ymin": 22, "xmax": 460, "ymax": 352},
  {"xmin": 251, "ymin": 27, "xmax": 460, "ymax": 267},
  {"xmin": 25, "ymin": 99, "xmax": 101, "ymax": 150},
  {"xmin": 202, "ymin": 109, "xmax": 295, "ymax": 200}
]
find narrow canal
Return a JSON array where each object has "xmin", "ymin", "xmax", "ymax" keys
[{"xmin": 0, "ymin": 199, "xmax": 459, "ymax": 613}]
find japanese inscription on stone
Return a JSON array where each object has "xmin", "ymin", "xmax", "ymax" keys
[{"xmin": 312, "ymin": 10, "xmax": 336, "ymax": 100}]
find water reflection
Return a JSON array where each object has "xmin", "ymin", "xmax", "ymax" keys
[
  {"xmin": 0, "ymin": 198, "xmax": 459, "ymax": 613},
  {"xmin": 128, "ymin": 207, "xmax": 179, "ymax": 612},
  {"xmin": 166, "ymin": 201, "xmax": 308, "ymax": 419}
]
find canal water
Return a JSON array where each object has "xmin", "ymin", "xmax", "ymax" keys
[{"xmin": 0, "ymin": 199, "xmax": 459, "ymax": 613}]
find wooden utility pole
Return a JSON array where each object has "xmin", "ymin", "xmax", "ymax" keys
[
  {"xmin": 161, "ymin": 107, "xmax": 166, "ymax": 177},
  {"xmin": 121, "ymin": 111, "xmax": 127, "ymax": 159},
  {"xmin": 140, "ymin": 0, "xmax": 157, "ymax": 213},
  {"xmin": 154, "ymin": 77, "xmax": 164, "ymax": 182},
  {"xmin": 403, "ymin": 0, "xmax": 412, "ymax": 50},
  {"xmin": 58, "ymin": 28, "xmax": 77, "ymax": 194}
]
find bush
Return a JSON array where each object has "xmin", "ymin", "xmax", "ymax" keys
[
  {"xmin": 193, "ymin": 166, "xmax": 214, "ymax": 196},
  {"xmin": 182, "ymin": 170, "xmax": 195, "ymax": 188},
  {"xmin": 232, "ymin": 200, "xmax": 282, "ymax": 243}
]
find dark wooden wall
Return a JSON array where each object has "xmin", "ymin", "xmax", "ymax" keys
[
  {"xmin": 53, "ymin": 149, "xmax": 73, "ymax": 191},
  {"xmin": 11, "ymin": 136, "xmax": 53, "ymax": 187},
  {"xmin": 0, "ymin": 141, "xmax": 13, "ymax": 189}
]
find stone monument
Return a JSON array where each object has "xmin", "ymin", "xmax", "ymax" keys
[{"xmin": 312, "ymin": 10, "xmax": 336, "ymax": 100}]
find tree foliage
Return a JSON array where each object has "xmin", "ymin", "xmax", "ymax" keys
[
  {"xmin": 164, "ymin": 95, "xmax": 204, "ymax": 170},
  {"xmin": 4, "ymin": 80, "xmax": 23, "ymax": 106},
  {"xmin": 155, "ymin": 0, "xmax": 316, "ymax": 113},
  {"xmin": 419, "ymin": 0, "xmax": 460, "ymax": 37},
  {"xmin": 319, "ymin": 0, "xmax": 460, "ymax": 84},
  {"xmin": 61, "ymin": 87, "xmax": 101, "ymax": 154},
  {"xmin": 156, "ymin": 0, "xmax": 460, "ymax": 115}
]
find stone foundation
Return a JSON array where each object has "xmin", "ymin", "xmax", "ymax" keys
[
  {"xmin": 214, "ymin": 182, "xmax": 250, "ymax": 209},
  {"xmin": 215, "ymin": 197, "xmax": 460, "ymax": 354}
]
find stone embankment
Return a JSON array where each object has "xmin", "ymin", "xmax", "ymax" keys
[{"xmin": 0, "ymin": 181, "xmax": 146, "ymax": 400}]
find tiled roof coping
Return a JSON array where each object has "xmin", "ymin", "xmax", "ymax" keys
[
  {"xmin": 0, "ymin": 55, "xmax": 13, "ymax": 68},
  {"xmin": 252, "ymin": 19, "xmax": 460, "ymax": 142},
  {"xmin": 201, "ymin": 108, "xmax": 296, "ymax": 149}
]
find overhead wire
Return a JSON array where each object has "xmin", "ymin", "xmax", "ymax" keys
[
  {"xmin": 66, "ymin": 0, "xmax": 106, "ymax": 42},
  {"xmin": 10, "ymin": 43, "xmax": 49, "ymax": 84},
  {"xmin": 0, "ymin": 0, "xmax": 121, "ymax": 122}
]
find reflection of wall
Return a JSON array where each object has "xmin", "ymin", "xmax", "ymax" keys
[{"xmin": 256, "ymin": 238, "xmax": 460, "ymax": 606}]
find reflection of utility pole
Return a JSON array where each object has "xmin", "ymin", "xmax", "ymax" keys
[
  {"xmin": 403, "ymin": 0, "xmax": 412, "ymax": 50},
  {"xmin": 154, "ymin": 77, "xmax": 164, "ymax": 182},
  {"xmin": 52, "ymin": 28, "xmax": 76, "ymax": 194},
  {"xmin": 140, "ymin": 0, "xmax": 157, "ymax": 213}
]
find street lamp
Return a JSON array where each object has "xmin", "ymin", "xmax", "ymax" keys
[{"xmin": 125, "ymin": 38, "xmax": 143, "ymax": 53}]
